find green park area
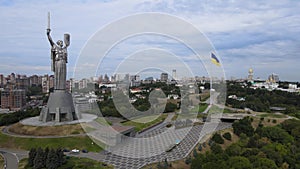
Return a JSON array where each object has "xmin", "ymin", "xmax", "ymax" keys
[
  {"xmin": 18, "ymin": 156, "xmax": 112, "ymax": 169},
  {"xmin": 122, "ymin": 114, "xmax": 168, "ymax": 132},
  {"xmin": 145, "ymin": 116, "xmax": 300, "ymax": 169},
  {"xmin": 95, "ymin": 117, "xmax": 112, "ymax": 126},
  {"xmin": 259, "ymin": 113, "xmax": 287, "ymax": 118},
  {"xmin": 0, "ymin": 129, "xmax": 102, "ymax": 152}
]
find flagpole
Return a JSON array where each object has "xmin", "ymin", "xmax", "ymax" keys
[{"xmin": 210, "ymin": 77, "xmax": 212, "ymax": 105}]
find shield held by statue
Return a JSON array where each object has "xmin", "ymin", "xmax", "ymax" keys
[{"xmin": 64, "ymin": 34, "xmax": 70, "ymax": 47}]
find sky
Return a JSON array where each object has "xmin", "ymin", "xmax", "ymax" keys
[{"xmin": 0, "ymin": 0, "xmax": 300, "ymax": 81}]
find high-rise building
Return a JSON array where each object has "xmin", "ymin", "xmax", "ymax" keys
[
  {"xmin": 130, "ymin": 75, "xmax": 141, "ymax": 87},
  {"xmin": 16, "ymin": 76, "xmax": 29, "ymax": 90},
  {"xmin": 0, "ymin": 74, "xmax": 4, "ymax": 87},
  {"xmin": 1, "ymin": 89, "xmax": 26, "ymax": 110},
  {"xmin": 66, "ymin": 80, "xmax": 71, "ymax": 92},
  {"xmin": 160, "ymin": 73, "xmax": 168, "ymax": 82},
  {"xmin": 29, "ymin": 75, "xmax": 39, "ymax": 86},
  {"xmin": 42, "ymin": 75, "xmax": 49, "ymax": 93},
  {"xmin": 172, "ymin": 69, "xmax": 177, "ymax": 80},
  {"xmin": 103, "ymin": 74, "xmax": 110, "ymax": 83},
  {"xmin": 10, "ymin": 73, "xmax": 16, "ymax": 84}
]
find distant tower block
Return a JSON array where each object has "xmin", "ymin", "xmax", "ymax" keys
[
  {"xmin": 248, "ymin": 68, "xmax": 253, "ymax": 82},
  {"xmin": 172, "ymin": 69, "xmax": 177, "ymax": 80}
]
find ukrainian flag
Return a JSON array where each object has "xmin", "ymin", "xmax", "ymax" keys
[{"xmin": 211, "ymin": 52, "xmax": 221, "ymax": 66}]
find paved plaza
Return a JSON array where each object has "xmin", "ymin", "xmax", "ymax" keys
[{"xmin": 79, "ymin": 122, "xmax": 232, "ymax": 169}]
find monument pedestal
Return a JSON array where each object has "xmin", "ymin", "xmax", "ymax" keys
[{"xmin": 39, "ymin": 90, "xmax": 81, "ymax": 122}]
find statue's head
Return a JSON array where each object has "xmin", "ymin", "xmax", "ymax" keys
[{"xmin": 56, "ymin": 40, "xmax": 63, "ymax": 47}]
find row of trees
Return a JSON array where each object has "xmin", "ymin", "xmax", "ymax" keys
[
  {"xmin": 191, "ymin": 118, "xmax": 300, "ymax": 169},
  {"xmin": 28, "ymin": 147, "xmax": 66, "ymax": 169},
  {"xmin": 0, "ymin": 107, "xmax": 40, "ymax": 126}
]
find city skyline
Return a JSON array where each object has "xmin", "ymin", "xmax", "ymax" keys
[{"xmin": 0, "ymin": 0, "xmax": 300, "ymax": 81}]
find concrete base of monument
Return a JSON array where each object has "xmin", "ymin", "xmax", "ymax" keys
[
  {"xmin": 39, "ymin": 91, "xmax": 79, "ymax": 122},
  {"xmin": 20, "ymin": 113, "xmax": 97, "ymax": 126}
]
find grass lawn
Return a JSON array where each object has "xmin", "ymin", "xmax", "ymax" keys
[
  {"xmin": 198, "ymin": 104, "xmax": 209, "ymax": 113},
  {"xmin": 190, "ymin": 103, "xmax": 209, "ymax": 113},
  {"xmin": 223, "ymin": 108, "xmax": 234, "ymax": 114},
  {"xmin": 208, "ymin": 105, "xmax": 223, "ymax": 114},
  {"xmin": 259, "ymin": 113, "xmax": 287, "ymax": 118},
  {"xmin": 171, "ymin": 114, "xmax": 178, "ymax": 121},
  {"xmin": 122, "ymin": 114, "xmax": 168, "ymax": 132},
  {"xmin": 19, "ymin": 156, "xmax": 113, "ymax": 169},
  {"xmin": 95, "ymin": 117, "xmax": 112, "ymax": 126},
  {"xmin": 251, "ymin": 116, "xmax": 286, "ymax": 128},
  {"xmin": 0, "ymin": 155, "xmax": 4, "ymax": 169},
  {"xmin": 18, "ymin": 158, "xmax": 27, "ymax": 169},
  {"xmin": 0, "ymin": 128, "xmax": 102, "ymax": 152}
]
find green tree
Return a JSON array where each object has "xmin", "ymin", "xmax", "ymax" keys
[
  {"xmin": 227, "ymin": 156, "xmax": 252, "ymax": 169},
  {"xmin": 252, "ymin": 157, "xmax": 278, "ymax": 169},
  {"xmin": 56, "ymin": 148, "xmax": 65, "ymax": 166},
  {"xmin": 46, "ymin": 149, "xmax": 59, "ymax": 169},
  {"xmin": 210, "ymin": 143, "xmax": 223, "ymax": 154},
  {"xmin": 225, "ymin": 144, "xmax": 242, "ymax": 156},
  {"xmin": 33, "ymin": 147, "xmax": 45, "ymax": 169},
  {"xmin": 28, "ymin": 148, "xmax": 37, "ymax": 167},
  {"xmin": 260, "ymin": 126, "xmax": 294, "ymax": 144},
  {"xmin": 232, "ymin": 117, "xmax": 254, "ymax": 137},
  {"xmin": 164, "ymin": 102, "xmax": 177, "ymax": 112}
]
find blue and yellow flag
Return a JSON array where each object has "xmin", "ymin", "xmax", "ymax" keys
[{"xmin": 211, "ymin": 52, "xmax": 221, "ymax": 66}]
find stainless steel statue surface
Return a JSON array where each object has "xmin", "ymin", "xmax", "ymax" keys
[{"xmin": 46, "ymin": 29, "xmax": 69, "ymax": 90}]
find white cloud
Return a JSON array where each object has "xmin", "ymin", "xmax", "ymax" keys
[{"xmin": 0, "ymin": 0, "xmax": 299, "ymax": 81}]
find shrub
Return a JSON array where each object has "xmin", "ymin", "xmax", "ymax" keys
[
  {"xmin": 185, "ymin": 156, "xmax": 192, "ymax": 164},
  {"xmin": 222, "ymin": 132, "xmax": 232, "ymax": 141},
  {"xmin": 198, "ymin": 144, "xmax": 202, "ymax": 151},
  {"xmin": 166, "ymin": 123, "xmax": 172, "ymax": 128},
  {"xmin": 193, "ymin": 149, "xmax": 198, "ymax": 157},
  {"xmin": 211, "ymin": 133, "xmax": 225, "ymax": 144}
]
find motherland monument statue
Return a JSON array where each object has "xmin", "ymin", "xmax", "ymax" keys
[{"xmin": 39, "ymin": 12, "xmax": 80, "ymax": 122}]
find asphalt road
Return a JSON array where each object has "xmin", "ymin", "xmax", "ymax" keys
[{"xmin": 0, "ymin": 149, "xmax": 28, "ymax": 169}]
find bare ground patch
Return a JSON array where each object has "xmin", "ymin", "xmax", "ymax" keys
[{"xmin": 8, "ymin": 123, "xmax": 85, "ymax": 136}]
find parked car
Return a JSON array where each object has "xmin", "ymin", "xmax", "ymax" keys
[
  {"xmin": 82, "ymin": 149, "xmax": 88, "ymax": 153},
  {"xmin": 71, "ymin": 149, "xmax": 80, "ymax": 153}
]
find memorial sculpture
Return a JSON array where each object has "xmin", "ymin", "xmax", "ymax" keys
[{"xmin": 39, "ymin": 12, "xmax": 80, "ymax": 122}]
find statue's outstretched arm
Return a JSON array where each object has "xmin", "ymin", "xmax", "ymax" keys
[{"xmin": 47, "ymin": 29, "xmax": 55, "ymax": 46}]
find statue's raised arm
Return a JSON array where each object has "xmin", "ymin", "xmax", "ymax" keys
[
  {"xmin": 46, "ymin": 28, "xmax": 56, "ymax": 72},
  {"xmin": 47, "ymin": 29, "xmax": 55, "ymax": 47}
]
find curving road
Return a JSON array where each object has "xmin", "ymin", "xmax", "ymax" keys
[{"xmin": 0, "ymin": 149, "xmax": 28, "ymax": 169}]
